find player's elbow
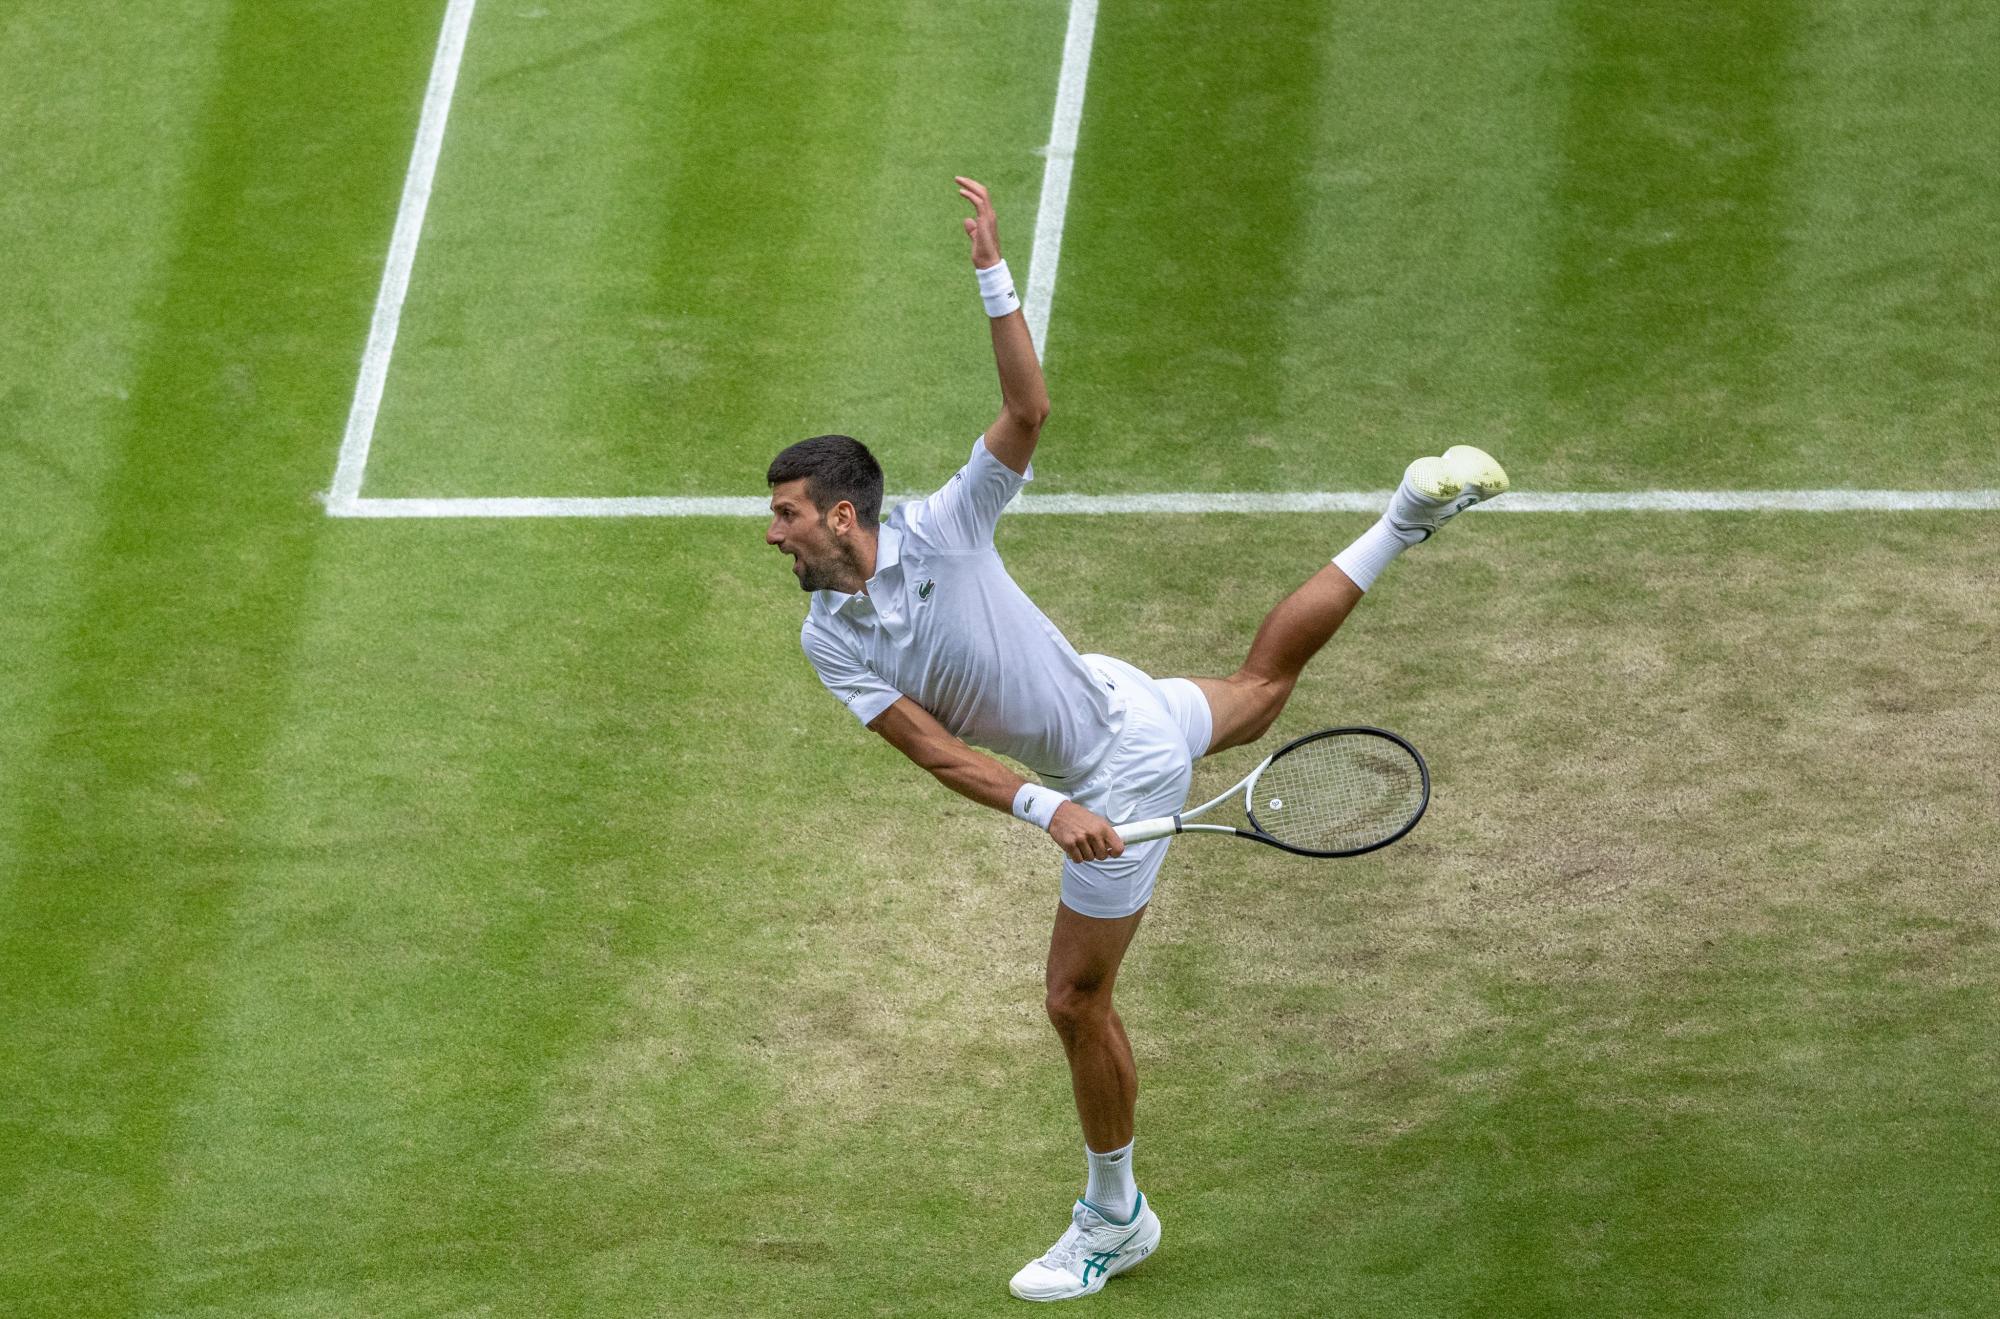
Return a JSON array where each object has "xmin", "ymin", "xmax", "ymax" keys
[{"xmin": 1010, "ymin": 396, "xmax": 1050, "ymax": 433}]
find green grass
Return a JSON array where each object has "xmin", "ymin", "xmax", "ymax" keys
[{"xmin": 3, "ymin": 0, "xmax": 1997, "ymax": 1314}]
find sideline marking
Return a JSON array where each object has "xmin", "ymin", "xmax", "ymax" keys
[
  {"xmin": 333, "ymin": 490, "xmax": 2000, "ymax": 519},
  {"xmin": 326, "ymin": 0, "xmax": 478, "ymax": 515},
  {"xmin": 1024, "ymin": 0, "xmax": 1099, "ymax": 357}
]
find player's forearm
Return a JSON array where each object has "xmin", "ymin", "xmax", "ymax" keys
[
  {"xmin": 988, "ymin": 309, "xmax": 1050, "ymax": 430},
  {"xmin": 907, "ymin": 730, "xmax": 1028, "ymax": 817}
]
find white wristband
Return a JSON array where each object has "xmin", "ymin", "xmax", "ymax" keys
[
  {"xmin": 976, "ymin": 260, "xmax": 1020, "ymax": 319},
  {"xmin": 1011, "ymin": 782, "xmax": 1067, "ymax": 831}
]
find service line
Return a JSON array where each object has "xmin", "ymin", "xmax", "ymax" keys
[{"xmin": 334, "ymin": 490, "xmax": 2000, "ymax": 519}]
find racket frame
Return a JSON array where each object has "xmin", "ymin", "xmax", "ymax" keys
[{"xmin": 1115, "ymin": 726, "xmax": 1430, "ymax": 858}]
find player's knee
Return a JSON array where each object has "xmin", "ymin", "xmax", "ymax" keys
[
  {"xmin": 1045, "ymin": 981, "xmax": 1109, "ymax": 1039},
  {"xmin": 1222, "ymin": 671, "xmax": 1294, "ymax": 748}
]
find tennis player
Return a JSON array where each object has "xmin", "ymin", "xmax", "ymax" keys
[{"xmin": 765, "ymin": 177, "xmax": 1507, "ymax": 1302}]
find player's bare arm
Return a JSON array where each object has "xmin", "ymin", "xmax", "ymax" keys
[
  {"xmin": 957, "ymin": 176, "xmax": 1048, "ymax": 477},
  {"xmin": 869, "ymin": 697, "xmax": 1124, "ymax": 863}
]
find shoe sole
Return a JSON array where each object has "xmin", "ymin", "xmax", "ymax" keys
[
  {"xmin": 1441, "ymin": 444, "xmax": 1509, "ymax": 497},
  {"xmin": 1404, "ymin": 456, "xmax": 1463, "ymax": 502}
]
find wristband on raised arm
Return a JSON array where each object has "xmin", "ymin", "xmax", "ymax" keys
[{"xmin": 976, "ymin": 259, "xmax": 1020, "ymax": 319}]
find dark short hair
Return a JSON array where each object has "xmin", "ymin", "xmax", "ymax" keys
[{"xmin": 766, "ymin": 434, "xmax": 883, "ymax": 526}]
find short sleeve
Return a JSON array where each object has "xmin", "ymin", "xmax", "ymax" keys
[
  {"xmin": 801, "ymin": 618, "xmax": 902, "ymax": 727},
  {"xmin": 901, "ymin": 436, "xmax": 1031, "ymax": 551}
]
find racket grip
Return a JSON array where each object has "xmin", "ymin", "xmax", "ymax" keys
[{"xmin": 1115, "ymin": 815, "xmax": 1180, "ymax": 845}]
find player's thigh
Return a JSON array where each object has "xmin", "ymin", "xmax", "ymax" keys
[
  {"xmin": 1047, "ymin": 900, "xmax": 1147, "ymax": 1001},
  {"xmin": 1184, "ymin": 673, "xmax": 1288, "ymax": 755}
]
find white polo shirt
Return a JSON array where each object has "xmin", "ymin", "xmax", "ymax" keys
[{"xmin": 799, "ymin": 437, "xmax": 1118, "ymax": 781}]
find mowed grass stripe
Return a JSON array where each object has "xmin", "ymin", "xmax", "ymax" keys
[
  {"xmin": 1054, "ymin": 0, "xmax": 1340, "ymax": 492},
  {"xmin": 0, "ymin": 0, "xmax": 232, "ymax": 870},
  {"xmin": 146, "ymin": 526, "xmax": 777, "ymax": 1313},
  {"xmin": 1533, "ymin": 0, "xmax": 1798, "ymax": 490},
  {"xmin": 368, "ymin": 0, "xmax": 1070, "ymax": 500},
  {"xmin": 1271, "ymin": 0, "xmax": 1566, "ymax": 491},
  {"xmin": 1775, "ymin": 0, "xmax": 2000, "ymax": 487},
  {"xmin": 0, "ymin": 2, "xmax": 449, "ymax": 1312}
]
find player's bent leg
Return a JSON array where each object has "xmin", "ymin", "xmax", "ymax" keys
[
  {"xmin": 1185, "ymin": 561, "xmax": 1364, "ymax": 754},
  {"xmin": 1179, "ymin": 447, "xmax": 1509, "ymax": 756}
]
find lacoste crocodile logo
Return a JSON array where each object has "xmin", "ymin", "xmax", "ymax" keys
[{"xmin": 917, "ymin": 579, "xmax": 936, "ymax": 601}]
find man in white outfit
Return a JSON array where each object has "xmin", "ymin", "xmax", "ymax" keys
[{"xmin": 765, "ymin": 177, "xmax": 1507, "ymax": 1302}]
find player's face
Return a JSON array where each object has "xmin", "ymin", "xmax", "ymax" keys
[{"xmin": 766, "ymin": 480, "xmax": 842, "ymax": 592}]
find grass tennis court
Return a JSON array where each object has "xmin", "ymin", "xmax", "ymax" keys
[{"xmin": 3, "ymin": 0, "xmax": 1996, "ymax": 1314}]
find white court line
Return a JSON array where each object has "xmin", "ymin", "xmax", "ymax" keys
[
  {"xmin": 1024, "ymin": 0, "xmax": 1099, "ymax": 358},
  {"xmin": 325, "ymin": 0, "xmax": 478, "ymax": 515},
  {"xmin": 335, "ymin": 490, "xmax": 2000, "ymax": 518}
]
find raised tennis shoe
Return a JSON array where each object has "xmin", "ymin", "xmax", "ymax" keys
[
  {"xmin": 1386, "ymin": 444, "xmax": 1510, "ymax": 543},
  {"xmin": 1008, "ymin": 1194, "xmax": 1162, "ymax": 1302}
]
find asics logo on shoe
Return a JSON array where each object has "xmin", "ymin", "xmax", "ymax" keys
[{"xmin": 1078, "ymin": 1219, "xmax": 1146, "ymax": 1284}]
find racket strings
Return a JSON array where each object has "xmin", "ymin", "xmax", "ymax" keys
[{"xmin": 1249, "ymin": 735, "xmax": 1426, "ymax": 853}]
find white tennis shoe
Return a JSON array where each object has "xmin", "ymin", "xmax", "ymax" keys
[
  {"xmin": 1008, "ymin": 1194, "xmax": 1162, "ymax": 1302},
  {"xmin": 1386, "ymin": 444, "xmax": 1510, "ymax": 543}
]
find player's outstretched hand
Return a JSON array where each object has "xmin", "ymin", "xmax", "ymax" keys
[
  {"xmin": 1048, "ymin": 800, "xmax": 1125, "ymax": 863},
  {"xmin": 956, "ymin": 175, "xmax": 1002, "ymax": 270}
]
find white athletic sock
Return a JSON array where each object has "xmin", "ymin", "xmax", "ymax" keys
[
  {"xmin": 1084, "ymin": 1140, "xmax": 1138, "ymax": 1222},
  {"xmin": 1331, "ymin": 516, "xmax": 1413, "ymax": 593}
]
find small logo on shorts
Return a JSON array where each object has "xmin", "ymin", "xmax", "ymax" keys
[{"xmin": 917, "ymin": 579, "xmax": 936, "ymax": 601}]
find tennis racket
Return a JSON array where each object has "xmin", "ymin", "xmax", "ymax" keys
[{"xmin": 1115, "ymin": 727, "xmax": 1429, "ymax": 857}]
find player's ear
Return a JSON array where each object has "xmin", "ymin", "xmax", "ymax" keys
[{"xmin": 828, "ymin": 499, "xmax": 857, "ymax": 536}]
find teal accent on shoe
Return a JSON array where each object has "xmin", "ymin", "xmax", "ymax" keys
[{"xmin": 1078, "ymin": 1191, "xmax": 1145, "ymax": 1227}]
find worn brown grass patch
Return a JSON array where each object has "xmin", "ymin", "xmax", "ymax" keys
[{"xmin": 543, "ymin": 515, "xmax": 2000, "ymax": 1166}]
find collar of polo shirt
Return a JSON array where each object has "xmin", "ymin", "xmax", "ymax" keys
[{"xmin": 828, "ymin": 520, "xmax": 903, "ymax": 617}]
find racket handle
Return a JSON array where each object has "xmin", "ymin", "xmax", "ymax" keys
[{"xmin": 1115, "ymin": 814, "xmax": 1180, "ymax": 845}]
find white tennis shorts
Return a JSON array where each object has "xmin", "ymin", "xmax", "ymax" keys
[{"xmin": 1042, "ymin": 654, "xmax": 1214, "ymax": 919}]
